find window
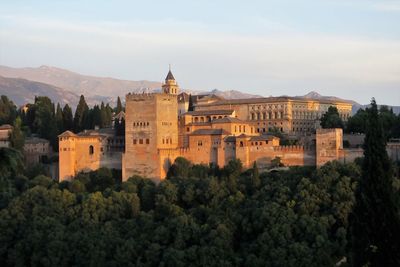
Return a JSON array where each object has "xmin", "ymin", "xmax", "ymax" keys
[
  {"xmin": 186, "ymin": 127, "xmax": 190, "ymax": 132},
  {"xmin": 139, "ymin": 139, "xmax": 143, "ymax": 144},
  {"xmin": 133, "ymin": 139, "xmax": 137, "ymax": 144},
  {"xmin": 198, "ymin": 140, "xmax": 203, "ymax": 146},
  {"xmin": 89, "ymin": 145, "xmax": 94, "ymax": 155}
]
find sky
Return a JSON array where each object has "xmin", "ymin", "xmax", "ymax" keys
[{"xmin": 0, "ymin": 0, "xmax": 400, "ymax": 105}]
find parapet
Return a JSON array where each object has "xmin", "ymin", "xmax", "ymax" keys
[
  {"xmin": 274, "ymin": 145, "xmax": 306, "ymax": 152},
  {"xmin": 126, "ymin": 92, "xmax": 157, "ymax": 101},
  {"xmin": 126, "ymin": 92, "xmax": 178, "ymax": 102}
]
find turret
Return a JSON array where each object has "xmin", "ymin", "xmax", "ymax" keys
[{"xmin": 162, "ymin": 67, "xmax": 179, "ymax": 95}]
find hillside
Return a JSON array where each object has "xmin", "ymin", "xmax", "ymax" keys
[
  {"xmin": 0, "ymin": 65, "xmax": 162, "ymax": 102},
  {"xmin": 0, "ymin": 76, "xmax": 80, "ymax": 106}
]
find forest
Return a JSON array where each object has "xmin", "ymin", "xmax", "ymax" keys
[
  {"xmin": 1, "ymin": 96, "xmax": 400, "ymax": 266},
  {"xmin": 0, "ymin": 152, "xmax": 366, "ymax": 266}
]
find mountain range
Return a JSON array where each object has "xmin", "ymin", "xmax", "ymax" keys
[{"xmin": 0, "ymin": 65, "xmax": 398, "ymax": 114}]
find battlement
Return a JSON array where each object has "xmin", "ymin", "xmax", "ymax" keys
[
  {"xmin": 158, "ymin": 147, "xmax": 190, "ymax": 154},
  {"xmin": 126, "ymin": 92, "xmax": 158, "ymax": 101},
  {"xmin": 126, "ymin": 92, "xmax": 178, "ymax": 102},
  {"xmin": 274, "ymin": 145, "xmax": 308, "ymax": 152}
]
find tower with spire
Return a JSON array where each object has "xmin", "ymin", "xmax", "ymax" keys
[{"xmin": 162, "ymin": 66, "xmax": 179, "ymax": 95}]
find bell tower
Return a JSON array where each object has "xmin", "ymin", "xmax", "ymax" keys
[{"xmin": 162, "ymin": 66, "xmax": 179, "ymax": 95}]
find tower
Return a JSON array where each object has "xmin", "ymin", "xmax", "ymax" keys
[
  {"xmin": 162, "ymin": 67, "xmax": 179, "ymax": 95},
  {"xmin": 123, "ymin": 68, "xmax": 179, "ymax": 182}
]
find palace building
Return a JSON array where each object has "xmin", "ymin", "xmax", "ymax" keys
[{"xmin": 59, "ymin": 69, "xmax": 373, "ymax": 182}]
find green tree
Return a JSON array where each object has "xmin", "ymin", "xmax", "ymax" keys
[
  {"xmin": 74, "ymin": 95, "xmax": 89, "ymax": 132},
  {"xmin": 0, "ymin": 95, "xmax": 17, "ymax": 125},
  {"xmin": 346, "ymin": 108, "xmax": 368, "ymax": 133},
  {"xmin": 33, "ymin": 96, "xmax": 58, "ymax": 150},
  {"xmin": 249, "ymin": 161, "xmax": 260, "ymax": 193},
  {"xmin": 62, "ymin": 104, "xmax": 74, "ymax": 131},
  {"xmin": 167, "ymin": 157, "xmax": 191, "ymax": 178},
  {"xmin": 55, "ymin": 103, "xmax": 64, "ymax": 134},
  {"xmin": 350, "ymin": 99, "xmax": 400, "ymax": 266},
  {"xmin": 10, "ymin": 117, "xmax": 25, "ymax": 151},
  {"xmin": 90, "ymin": 104, "xmax": 102, "ymax": 129},
  {"xmin": 116, "ymin": 96, "xmax": 123, "ymax": 113},
  {"xmin": 320, "ymin": 106, "xmax": 344, "ymax": 129}
]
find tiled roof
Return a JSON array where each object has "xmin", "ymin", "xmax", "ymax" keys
[
  {"xmin": 184, "ymin": 109, "xmax": 234, "ymax": 116},
  {"xmin": 58, "ymin": 131, "xmax": 77, "ymax": 137},
  {"xmin": 190, "ymin": 129, "xmax": 230, "ymax": 136},
  {"xmin": 165, "ymin": 70, "xmax": 175, "ymax": 80},
  {"xmin": 25, "ymin": 137, "xmax": 50, "ymax": 144},
  {"xmin": 212, "ymin": 117, "xmax": 242, "ymax": 124},
  {"xmin": 0, "ymin": 124, "xmax": 13, "ymax": 130}
]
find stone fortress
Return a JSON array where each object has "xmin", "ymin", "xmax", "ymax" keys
[{"xmin": 58, "ymin": 69, "xmax": 399, "ymax": 182}]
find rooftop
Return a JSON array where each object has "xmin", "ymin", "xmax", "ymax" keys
[
  {"xmin": 211, "ymin": 117, "xmax": 243, "ymax": 124},
  {"xmin": 25, "ymin": 137, "xmax": 50, "ymax": 145},
  {"xmin": 165, "ymin": 70, "xmax": 175, "ymax": 81},
  {"xmin": 190, "ymin": 129, "xmax": 230, "ymax": 136},
  {"xmin": 184, "ymin": 109, "xmax": 234, "ymax": 116},
  {"xmin": 0, "ymin": 124, "xmax": 13, "ymax": 130},
  {"xmin": 197, "ymin": 96, "xmax": 352, "ymax": 106}
]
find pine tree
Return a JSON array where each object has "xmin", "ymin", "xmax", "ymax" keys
[
  {"xmin": 74, "ymin": 95, "xmax": 89, "ymax": 132},
  {"xmin": 351, "ymin": 99, "xmax": 400, "ymax": 266},
  {"xmin": 62, "ymin": 104, "xmax": 73, "ymax": 131}
]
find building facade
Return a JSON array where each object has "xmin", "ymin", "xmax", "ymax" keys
[
  {"xmin": 59, "ymin": 69, "xmax": 365, "ymax": 182},
  {"xmin": 23, "ymin": 137, "xmax": 51, "ymax": 165},
  {"xmin": 0, "ymin": 124, "xmax": 12, "ymax": 148}
]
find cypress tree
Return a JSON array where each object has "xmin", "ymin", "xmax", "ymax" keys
[
  {"xmin": 55, "ymin": 103, "xmax": 64, "ymax": 134},
  {"xmin": 116, "ymin": 96, "xmax": 123, "ymax": 113},
  {"xmin": 62, "ymin": 104, "xmax": 73, "ymax": 131},
  {"xmin": 74, "ymin": 95, "xmax": 89, "ymax": 132},
  {"xmin": 351, "ymin": 98, "xmax": 400, "ymax": 266}
]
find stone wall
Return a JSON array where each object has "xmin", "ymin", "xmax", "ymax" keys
[{"xmin": 123, "ymin": 93, "xmax": 179, "ymax": 181}]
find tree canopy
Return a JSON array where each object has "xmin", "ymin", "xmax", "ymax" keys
[{"xmin": 320, "ymin": 106, "xmax": 344, "ymax": 129}]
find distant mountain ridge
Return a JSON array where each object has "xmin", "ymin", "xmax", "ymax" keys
[
  {"xmin": 0, "ymin": 65, "xmax": 398, "ymax": 114},
  {"xmin": 0, "ymin": 65, "xmax": 162, "ymax": 104},
  {"xmin": 0, "ymin": 76, "xmax": 80, "ymax": 106}
]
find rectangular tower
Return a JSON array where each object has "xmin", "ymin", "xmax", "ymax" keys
[{"xmin": 123, "ymin": 93, "xmax": 178, "ymax": 181}]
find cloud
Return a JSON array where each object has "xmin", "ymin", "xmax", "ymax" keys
[{"xmin": 0, "ymin": 14, "xmax": 399, "ymax": 105}]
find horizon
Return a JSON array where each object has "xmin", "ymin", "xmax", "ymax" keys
[{"xmin": 1, "ymin": 0, "xmax": 400, "ymax": 105}]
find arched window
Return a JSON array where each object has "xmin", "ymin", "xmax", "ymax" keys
[{"xmin": 89, "ymin": 145, "xmax": 94, "ymax": 155}]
